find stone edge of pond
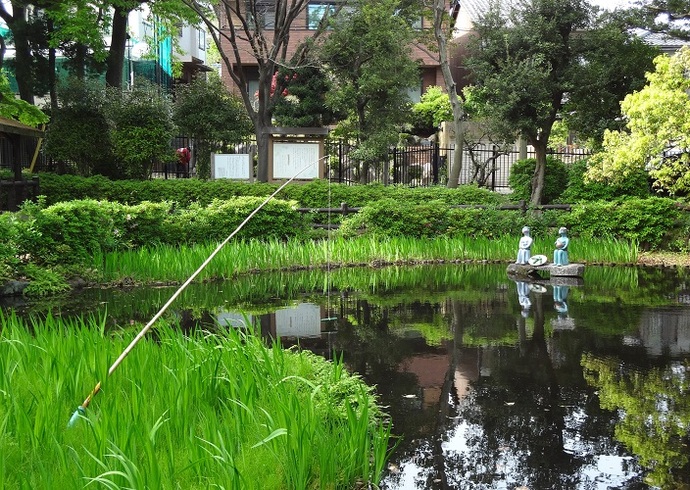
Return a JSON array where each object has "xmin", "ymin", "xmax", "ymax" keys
[{"xmin": 0, "ymin": 257, "xmax": 682, "ymax": 298}]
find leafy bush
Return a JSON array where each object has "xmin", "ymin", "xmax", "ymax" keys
[
  {"xmin": 44, "ymin": 79, "xmax": 114, "ymax": 177},
  {"xmin": 0, "ymin": 214, "xmax": 21, "ymax": 280},
  {"xmin": 339, "ymin": 199, "xmax": 551, "ymax": 239},
  {"xmin": 37, "ymin": 174, "xmax": 507, "ymax": 209},
  {"xmin": 7, "ymin": 197, "xmax": 309, "ymax": 269},
  {"xmin": 562, "ymin": 197, "xmax": 690, "ymax": 250},
  {"xmin": 508, "ymin": 157, "xmax": 569, "ymax": 204},
  {"xmin": 561, "ymin": 158, "xmax": 651, "ymax": 202},
  {"xmin": 107, "ymin": 81, "xmax": 176, "ymax": 180}
]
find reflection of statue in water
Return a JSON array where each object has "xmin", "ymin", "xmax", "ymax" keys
[
  {"xmin": 553, "ymin": 227, "xmax": 569, "ymax": 266},
  {"xmin": 517, "ymin": 281, "xmax": 531, "ymax": 316},
  {"xmin": 516, "ymin": 226, "xmax": 533, "ymax": 264},
  {"xmin": 553, "ymin": 285, "xmax": 569, "ymax": 315}
]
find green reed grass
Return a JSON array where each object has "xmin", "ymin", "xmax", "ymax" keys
[
  {"xmin": 94, "ymin": 235, "xmax": 637, "ymax": 285},
  {"xmin": 0, "ymin": 311, "xmax": 392, "ymax": 489}
]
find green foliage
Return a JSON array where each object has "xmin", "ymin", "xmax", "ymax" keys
[
  {"xmin": 44, "ymin": 78, "xmax": 114, "ymax": 177},
  {"xmin": 338, "ymin": 198, "xmax": 545, "ymax": 239},
  {"xmin": 45, "ymin": 79, "xmax": 176, "ymax": 179},
  {"xmin": 321, "ymin": 0, "xmax": 419, "ymax": 170},
  {"xmin": 107, "ymin": 81, "xmax": 176, "ymax": 180},
  {"xmin": 562, "ymin": 197, "xmax": 690, "ymax": 250},
  {"xmin": 0, "ymin": 315, "xmax": 391, "ymax": 489},
  {"xmin": 37, "ymin": 174, "xmax": 507, "ymax": 208},
  {"xmin": 561, "ymin": 158, "xmax": 651, "ymax": 202},
  {"xmin": 411, "ymin": 86, "xmax": 452, "ymax": 137},
  {"xmin": 272, "ymin": 67, "xmax": 336, "ymax": 127},
  {"xmin": 0, "ymin": 72, "xmax": 48, "ymax": 126},
  {"xmin": 173, "ymin": 76, "xmax": 253, "ymax": 179},
  {"xmin": 21, "ymin": 263, "xmax": 70, "ymax": 296},
  {"xmin": 0, "ymin": 213, "xmax": 21, "ymax": 280},
  {"xmin": 587, "ymin": 47, "xmax": 690, "ymax": 196},
  {"xmin": 508, "ymin": 157, "xmax": 569, "ymax": 204},
  {"xmin": 5, "ymin": 197, "xmax": 309, "ymax": 269}
]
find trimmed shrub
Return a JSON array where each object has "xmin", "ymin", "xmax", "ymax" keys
[
  {"xmin": 339, "ymin": 199, "xmax": 552, "ymax": 240},
  {"xmin": 10, "ymin": 198, "xmax": 309, "ymax": 267},
  {"xmin": 561, "ymin": 158, "xmax": 651, "ymax": 202},
  {"xmin": 508, "ymin": 157, "xmax": 569, "ymax": 204},
  {"xmin": 37, "ymin": 174, "xmax": 507, "ymax": 209},
  {"xmin": 562, "ymin": 197, "xmax": 690, "ymax": 250}
]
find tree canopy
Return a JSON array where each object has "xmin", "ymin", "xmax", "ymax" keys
[
  {"xmin": 587, "ymin": 46, "xmax": 690, "ymax": 196},
  {"xmin": 320, "ymin": 0, "xmax": 419, "ymax": 183},
  {"xmin": 464, "ymin": 0, "xmax": 656, "ymax": 206}
]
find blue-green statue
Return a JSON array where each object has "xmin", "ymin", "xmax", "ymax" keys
[{"xmin": 553, "ymin": 227, "xmax": 569, "ymax": 266}]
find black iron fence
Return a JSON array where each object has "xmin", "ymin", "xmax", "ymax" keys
[
  {"xmin": 326, "ymin": 140, "xmax": 591, "ymax": 192},
  {"xmin": 2, "ymin": 134, "xmax": 591, "ymax": 194}
]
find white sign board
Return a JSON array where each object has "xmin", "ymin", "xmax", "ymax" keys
[
  {"xmin": 275, "ymin": 303, "xmax": 322, "ymax": 338},
  {"xmin": 272, "ymin": 142, "xmax": 320, "ymax": 179},
  {"xmin": 212, "ymin": 153, "xmax": 252, "ymax": 180}
]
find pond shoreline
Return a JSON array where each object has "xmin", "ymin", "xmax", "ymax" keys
[{"xmin": 1, "ymin": 252, "xmax": 685, "ymax": 298}]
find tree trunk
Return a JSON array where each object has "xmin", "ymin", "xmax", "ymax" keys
[
  {"xmin": 106, "ymin": 5, "xmax": 130, "ymax": 88},
  {"xmin": 47, "ymin": 19, "xmax": 57, "ymax": 112},
  {"xmin": 530, "ymin": 139, "xmax": 548, "ymax": 207},
  {"xmin": 255, "ymin": 125, "xmax": 270, "ymax": 182},
  {"xmin": 11, "ymin": 6, "xmax": 34, "ymax": 104},
  {"xmin": 431, "ymin": 0, "xmax": 465, "ymax": 189}
]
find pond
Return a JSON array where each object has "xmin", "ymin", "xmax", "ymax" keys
[{"xmin": 2, "ymin": 263, "xmax": 689, "ymax": 488}]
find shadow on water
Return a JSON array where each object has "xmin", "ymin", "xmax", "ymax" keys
[{"xmin": 3, "ymin": 263, "xmax": 690, "ymax": 488}]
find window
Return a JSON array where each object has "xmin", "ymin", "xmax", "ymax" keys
[
  {"xmin": 198, "ymin": 29, "xmax": 205, "ymax": 50},
  {"xmin": 307, "ymin": 3, "xmax": 334, "ymax": 29}
]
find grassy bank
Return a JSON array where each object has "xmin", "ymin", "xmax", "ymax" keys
[
  {"xmin": 94, "ymin": 235, "xmax": 639, "ymax": 284},
  {"xmin": 0, "ymin": 312, "xmax": 392, "ymax": 489}
]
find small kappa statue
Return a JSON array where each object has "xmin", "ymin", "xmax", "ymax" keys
[
  {"xmin": 553, "ymin": 227, "xmax": 569, "ymax": 266},
  {"xmin": 516, "ymin": 226, "xmax": 533, "ymax": 265}
]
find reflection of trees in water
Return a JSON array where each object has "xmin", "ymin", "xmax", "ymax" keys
[
  {"xmin": 582, "ymin": 354, "xmax": 690, "ymax": 488},
  {"xmin": 431, "ymin": 295, "xmax": 644, "ymax": 489}
]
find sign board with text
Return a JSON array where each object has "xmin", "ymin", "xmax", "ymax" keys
[{"xmin": 211, "ymin": 153, "xmax": 252, "ymax": 181}]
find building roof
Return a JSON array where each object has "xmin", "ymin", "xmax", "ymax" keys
[{"xmin": 0, "ymin": 116, "xmax": 44, "ymax": 138}]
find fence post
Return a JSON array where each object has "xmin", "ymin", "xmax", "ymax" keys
[
  {"xmin": 391, "ymin": 147, "xmax": 398, "ymax": 184},
  {"xmin": 519, "ymin": 200, "xmax": 526, "ymax": 214},
  {"xmin": 432, "ymin": 143, "xmax": 440, "ymax": 185},
  {"xmin": 341, "ymin": 202, "xmax": 349, "ymax": 217}
]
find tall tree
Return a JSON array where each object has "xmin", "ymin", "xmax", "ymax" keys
[
  {"xmin": 0, "ymin": 2, "xmax": 44, "ymax": 103},
  {"xmin": 173, "ymin": 76, "xmax": 254, "ymax": 179},
  {"xmin": 426, "ymin": 0, "xmax": 467, "ymax": 188},
  {"xmin": 319, "ymin": 0, "xmax": 419, "ymax": 183},
  {"xmin": 182, "ymin": 0, "xmax": 335, "ymax": 182},
  {"xmin": 464, "ymin": 0, "xmax": 655, "ymax": 206}
]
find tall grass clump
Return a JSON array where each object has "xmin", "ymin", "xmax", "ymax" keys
[
  {"xmin": 95, "ymin": 235, "xmax": 638, "ymax": 284},
  {"xmin": 0, "ymin": 311, "xmax": 393, "ymax": 489}
]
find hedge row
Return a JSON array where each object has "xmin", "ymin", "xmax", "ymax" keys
[
  {"xmin": 339, "ymin": 197, "xmax": 690, "ymax": 251},
  {"xmin": 35, "ymin": 173, "xmax": 507, "ymax": 208},
  {"xmin": 0, "ymin": 197, "xmax": 308, "ymax": 277}
]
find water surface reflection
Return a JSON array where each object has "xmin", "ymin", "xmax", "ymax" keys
[{"xmin": 3, "ymin": 264, "xmax": 690, "ymax": 488}]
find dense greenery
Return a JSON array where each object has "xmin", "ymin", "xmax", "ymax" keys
[
  {"xmin": 172, "ymin": 76, "xmax": 253, "ymax": 179},
  {"xmin": 465, "ymin": 0, "xmax": 657, "ymax": 205},
  {"xmin": 508, "ymin": 157, "xmax": 570, "ymax": 205},
  {"xmin": 587, "ymin": 47, "xmax": 690, "ymax": 196},
  {"xmin": 4, "ymin": 197, "xmax": 307, "ymax": 270},
  {"xmin": 35, "ymin": 174, "xmax": 506, "ymax": 208},
  {"xmin": 44, "ymin": 79, "xmax": 176, "ymax": 179},
  {"xmin": 0, "ymin": 313, "xmax": 392, "ymax": 489},
  {"xmin": 561, "ymin": 159, "xmax": 652, "ymax": 202}
]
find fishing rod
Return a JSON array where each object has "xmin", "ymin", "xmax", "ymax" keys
[{"xmin": 68, "ymin": 157, "xmax": 327, "ymax": 427}]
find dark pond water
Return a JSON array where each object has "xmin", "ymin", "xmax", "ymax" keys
[{"xmin": 3, "ymin": 264, "xmax": 690, "ymax": 489}]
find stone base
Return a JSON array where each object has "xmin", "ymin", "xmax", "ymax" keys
[{"xmin": 507, "ymin": 262, "xmax": 585, "ymax": 278}]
